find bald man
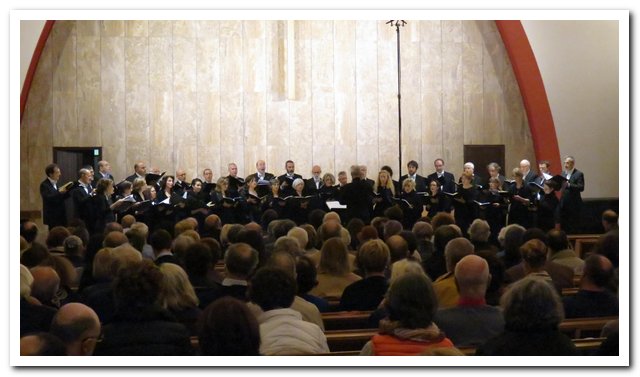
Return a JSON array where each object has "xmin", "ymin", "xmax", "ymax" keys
[
  {"xmin": 125, "ymin": 161, "xmax": 147, "ymax": 183},
  {"xmin": 30, "ymin": 266, "xmax": 60, "ymax": 308},
  {"xmin": 20, "ymin": 333, "xmax": 67, "ymax": 356},
  {"xmin": 432, "ymin": 237, "xmax": 475, "ymax": 309},
  {"xmin": 519, "ymin": 159, "xmax": 537, "ymax": 184},
  {"xmin": 434, "ymin": 254, "xmax": 504, "ymax": 347},
  {"xmin": 174, "ymin": 169, "xmax": 191, "ymax": 195},
  {"xmin": 50, "ymin": 303, "xmax": 101, "ymax": 356},
  {"xmin": 248, "ymin": 160, "xmax": 275, "ymax": 197}
]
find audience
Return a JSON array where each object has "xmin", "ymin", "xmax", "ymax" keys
[
  {"xmin": 249, "ymin": 267, "xmax": 329, "ymax": 355},
  {"xmin": 432, "ymin": 237, "xmax": 475, "ymax": 309},
  {"xmin": 49, "ymin": 303, "xmax": 101, "ymax": 356},
  {"xmin": 562, "ymin": 254, "xmax": 618, "ymax": 319},
  {"xmin": 198, "ymin": 297, "xmax": 261, "ymax": 356},
  {"xmin": 310, "ymin": 237, "xmax": 362, "ymax": 299},
  {"xmin": 340, "ymin": 239, "xmax": 390, "ymax": 311}
]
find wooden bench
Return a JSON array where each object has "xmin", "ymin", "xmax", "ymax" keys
[
  {"xmin": 567, "ymin": 234, "xmax": 601, "ymax": 259},
  {"xmin": 562, "ymin": 287, "xmax": 579, "ymax": 296},
  {"xmin": 325, "ymin": 329, "xmax": 377, "ymax": 352},
  {"xmin": 322, "ymin": 311, "xmax": 373, "ymax": 331},
  {"xmin": 458, "ymin": 337, "xmax": 605, "ymax": 356},
  {"xmin": 558, "ymin": 316, "xmax": 617, "ymax": 339}
]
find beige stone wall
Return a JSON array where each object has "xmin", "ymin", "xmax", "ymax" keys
[{"xmin": 21, "ymin": 20, "xmax": 534, "ymax": 212}]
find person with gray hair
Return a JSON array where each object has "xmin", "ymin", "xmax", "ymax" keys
[
  {"xmin": 49, "ymin": 303, "xmax": 101, "ymax": 356},
  {"xmin": 29, "ymin": 266, "xmax": 61, "ymax": 309},
  {"xmin": 519, "ymin": 159, "xmax": 536, "ymax": 184},
  {"xmin": 432, "ymin": 237, "xmax": 475, "ymax": 309},
  {"xmin": 274, "ymin": 236, "xmax": 303, "ymax": 257},
  {"xmin": 340, "ymin": 164, "xmax": 374, "ymax": 224},
  {"xmin": 468, "ymin": 219, "xmax": 498, "ymax": 255},
  {"xmin": 434, "ymin": 255, "xmax": 504, "ymax": 347},
  {"xmin": 70, "ymin": 167, "xmax": 95, "ymax": 226},
  {"xmin": 559, "ymin": 155, "xmax": 585, "ymax": 234},
  {"xmin": 211, "ymin": 243, "xmax": 259, "ymax": 303},
  {"xmin": 476, "ymin": 276, "xmax": 578, "ymax": 355}
]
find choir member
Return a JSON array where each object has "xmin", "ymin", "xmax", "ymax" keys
[
  {"xmin": 425, "ymin": 179, "xmax": 450, "ymax": 220},
  {"xmin": 372, "ymin": 170, "xmax": 395, "ymax": 218},
  {"xmin": 507, "ymin": 168, "xmax": 533, "ymax": 228},
  {"xmin": 398, "ymin": 178, "xmax": 423, "ymax": 230},
  {"xmin": 452, "ymin": 172, "xmax": 479, "ymax": 236}
]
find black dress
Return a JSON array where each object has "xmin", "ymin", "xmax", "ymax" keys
[
  {"xmin": 507, "ymin": 183, "xmax": 533, "ymax": 228},
  {"xmin": 536, "ymin": 191, "xmax": 560, "ymax": 232},
  {"xmin": 399, "ymin": 190, "xmax": 423, "ymax": 229},
  {"xmin": 372, "ymin": 187, "xmax": 394, "ymax": 218},
  {"xmin": 452, "ymin": 185, "xmax": 478, "ymax": 236},
  {"xmin": 425, "ymin": 191, "xmax": 450, "ymax": 220}
]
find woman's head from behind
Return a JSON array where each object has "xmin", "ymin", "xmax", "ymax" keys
[
  {"xmin": 501, "ymin": 276, "xmax": 564, "ymax": 332},
  {"xmin": 385, "ymin": 272, "xmax": 438, "ymax": 329}
]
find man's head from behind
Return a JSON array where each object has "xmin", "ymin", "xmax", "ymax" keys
[
  {"xmin": 224, "ymin": 243, "xmax": 259, "ymax": 280},
  {"xmin": 49, "ymin": 303, "xmax": 101, "ymax": 356},
  {"xmin": 455, "ymin": 254, "xmax": 490, "ymax": 300}
]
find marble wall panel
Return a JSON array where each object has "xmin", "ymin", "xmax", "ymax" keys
[
  {"xmin": 126, "ymin": 21, "xmax": 148, "ymax": 37},
  {"xmin": 197, "ymin": 144, "xmax": 220, "ymax": 180},
  {"xmin": 442, "ymin": 21, "xmax": 462, "ymax": 43},
  {"xmin": 357, "ymin": 145, "xmax": 379, "ymax": 178},
  {"xmin": 101, "ymin": 37, "xmax": 125, "ymax": 94},
  {"xmin": 400, "ymin": 24, "xmax": 423, "ymax": 167},
  {"xmin": 52, "ymin": 91, "xmax": 78, "ymax": 146},
  {"xmin": 149, "ymin": 21, "xmax": 173, "ymax": 37},
  {"xmin": 442, "ymin": 91, "xmax": 464, "ymax": 176},
  {"xmin": 462, "ymin": 42, "xmax": 483, "ymax": 94},
  {"xmin": 25, "ymin": 42, "xmax": 53, "ymax": 148},
  {"xmin": 196, "ymin": 31, "xmax": 220, "ymax": 93},
  {"xmin": 27, "ymin": 145, "xmax": 52, "ymax": 212},
  {"xmin": 102, "ymin": 145, "xmax": 127, "ymax": 186},
  {"xmin": 334, "ymin": 21, "xmax": 356, "ymax": 163},
  {"xmin": 420, "ymin": 20, "xmax": 442, "ymax": 43},
  {"xmin": 377, "ymin": 21, "xmax": 398, "ymax": 173},
  {"xmin": 244, "ymin": 92, "xmax": 267, "ymax": 147},
  {"xmin": 463, "ymin": 92, "xmax": 484, "ymax": 144},
  {"xmin": 77, "ymin": 89, "xmax": 101, "ymax": 146},
  {"xmin": 421, "ymin": 91, "xmax": 444, "ymax": 166},
  {"xmin": 148, "ymin": 91, "xmax": 173, "ymax": 172},
  {"xmin": 462, "ymin": 20, "xmax": 483, "ymax": 44},
  {"xmin": 482, "ymin": 93, "xmax": 504, "ymax": 145},
  {"xmin": 173, "ymin": 91, "xmax": 198, "ymax": 149},
  {"xmin": 100, "ymin": 89, "xmax": 126, "ymax": 158},
  {"xmin": 101, "ymin": 21, "xmax": 124, "ymax": 37},
  {"xmin": 77, "ymin": 21, "xmax": 100, "ymax": 37},
  {"xmin": 311, "ymin": 144, "xmax": 335, "ymax": 176},
  {"xmin": 149, "ymin": 37, "xmax": 173, "ymax": 92},
  {"xmin": 77, "ymin": 36, "xmax": 100, "ymax": 97},
  {"xmin": 51, "ymin": 21, "xmax": 76, "ymax": 93},
  {"xmin": 173, "ymin": 36, "xmax": 197, "ymax": 93},
  {"xmin": 220, "ymin": 22, "xmax": 244, "ymax": 147},
  {"xmin": 197, "ymin": 92, "xmax": 221, "ymax": 148},
  {"xmin": 173, "ymin": 21, "xmax": 196, "ymax": 38},
  {"xmin": 175, "ymin": 142, "xmax": 199, "ymax": 179},
  {"xmin": 356, "ymin": 21, "xmax": 378, "ymax": 147},
  {"xmin": 125, "ymin": 37, "xmax": 149, "ymax": 93},
  {"xmin": 125, "ymin": 89, "xmax": 150, "ymax": 168}
]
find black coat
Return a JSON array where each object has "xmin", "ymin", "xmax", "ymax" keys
[
  {"xmin": 340, "ymin": 178, "xmax": 374, "ymax": 224},
  {"xmin": 39, "ymin": 179, "xmax": 70, "ymax": 228}
]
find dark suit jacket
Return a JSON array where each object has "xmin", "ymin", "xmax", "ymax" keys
[
  {"xmin": 560, "ymin": 169, "xmax": 585, "ymax": 207},
  {"xmin": 125, "ymin": 173, "xmax": 143, "ymax": 183},
  {"xmin": 40, "ymin": 178, "xmax": 70, "ymax": 227},
  {"xmin": 155, "ymin": 253, "xmax": 181, "ymax": 266},
  {"xmin": 399, "ymin": 174, "xmax": 428, "ymax": 192},
  {"xmin": 427, "ymin": 171, "xmax": 456, "ymax": 193},
  {"xmin": 304, "ymin": 177, "xmax": 324, "ymax": 196},
  {"xmin": 97, "ymin": 172, "xmax": 115, "ymax": 182},
  {"xmin": 278, "ymin": 173, "xmax": 302, "ymax": 197},
  {"xmin": 248, "ymin": 172, "xmax": 275, "ymax": 197},
  {"xmin": 523, "ymin": 170, "xmax": 537, "ymax": 185},
  {"xmin": 70, "ymin": 182, "xmax": 93, "ymax": 224},
  {"xmin": 340, "ymin": 178, "xmax": 374, "ymax": 223}
]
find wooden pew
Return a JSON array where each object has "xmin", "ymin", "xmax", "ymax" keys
[
  {"xmin": 325, "ymin": 329, "xmax": 377, "ymax": 352},
  {"xmin": 562, "ymin": 287, "xmax": 579, "ymax": 296},
  {"xmin": 558, "ymin": 316, "xmax": 617, "ymax": 339},
  {"xmin": 567, "ymin": 234, "xmax": 601, "ymax": 259},
  {"xmin": 457, "ymin": 337, "xmax": 605, "ymax": 356},
  {"xmin": 322, "ymin": 311, "xmax": 373, "ymax": 331}
]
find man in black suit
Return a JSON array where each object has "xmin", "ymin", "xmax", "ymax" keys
[
  {"xmin": 125, "ymin": 161, "xmax": 146, "ymax": 183},
  {"xmin": 39, "ymin": 163, "xmax": 71, "ymax": 229},
  {"xmin": 248, "ymin": 160, "xmax": 275, "ymax": 197},
  {"xmin": 360, "ymin": 165, "xmax": 375, "ymax": 188},
  {"xmin": 304, "ymin": 165, "xmax": 323, "ymax": 196},
  {"xmin": 174, "ymin": 169, "xmax": 190, "ymax": 196},
  {"xmin": 427, "ymin": 158, "xmax": 457, "ymax": 193},
  {"xmin": 210, "ymin": 243, "xmax": 259, "ymax": 303},
  {"xmin": 534, "ymin": 160, "xmax": 552, "ymax": 186},
  {"xmin": 340, "ymin": 165, "xmax": 374, "ymax": 224},
  {"xmin": 560, "ymin": 156, "xmax": 585, "ymax": 234},
  {"xmin": 520, "ymin": 159, "xmax": 537, "ymax": 185},
  {"xmin": 70, "ymin": 168, "xmax": 95, "ymax": 228},
  {"xmin": 96, "ymin": 160, "xmax": 115, "ymax": 182},
  {"xmin": 277, "ymin": 160, "xmax": 302, "ymax": 197},
  {"xmin": 400, "ymin": 160, "xmax": 427, "ymax": 192}
]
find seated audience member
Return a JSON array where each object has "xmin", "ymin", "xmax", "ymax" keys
[
  {"xmin": 432, "ymin": 237, "xmax": 475, "ymax": 309},
  {"xmin": 412, "ymin": 221, "xmax": 434, "ymax": 262},
  {"xmin": 46, "ymin": 226, "xmax": 71, "ymax": 255},
  {"xmin": 198, "ymin": 296, "xmax": 261, "ymax": 356},
  {"xmin": 211, "ymin": 242, "xmax": 259, "ymax": 302},
  {"xmin": 422, "ymin": 225, "xmax": 460, "ymax": 281},
  {"xmin": 29, "ymin": 266, "xmax": 60, "ymax": 309},
  {"xmin": 296, "ymin": 255, "xmax": 330, "ymax": 313},
  {"xmin": 183, "ymin": 242, "xmax": 220, "ymax": 309},
  {"xmin": 94, "ymin": 260, "xmax": 193, "ymax": 356},
  {"xmin": 159, "ymin": 263, "xmax": 202, "ymax": 335},
  {"xmin": 562, "ymin": 254, "xmax": 618, "ymax": 319},
  {"xmin": 249, "ymin": 267, "xmax": 329, "ymax": 355},
  {"xmin": 62, "ymin": 235, "xmax": 85, "ymax": 269},
  {"xmin": 20, "ymin": 333, "xmax": 67, "ymax": 356},
  {"xmin": 547, "ymin": 229, "xmax": 585, "ymax": 274},
  {"xmin": 20, "ymin": 265, "xmax": 57, "ymax": 336},
  {"xmin": 386, "ymin": 234, "xmax": 410, "ymax": 267},
  {"xmin": 468, "ymin": 219, "xmax": 499, "ymax": 255},
  {"xmin": 20, "ymin": 242, "xmax": 51, "ymax": 268},
  {"xmin": 49, "ymin": 303, "xmax": 101, "ymax": 356},
  {"xmin": 434, "ymin": 255, "xmax": 504, "ymax": 347},
  {"xmin": 309, "ymin": 237, "xmax": 362, "ymax": 299},
  {"xmin": 476, "ymin": 276, "xmax": 578, "ymax": 356},
  {"xmin": 340, "ymin": 239, "xmax": 390, "ymax": 311},
  {"xmin": 497, "ymin": 224, "xmax": 526, "ymax": 269},
  {"xmin": 504, "ymin": 239, "xmax": 574, "ymax": 293},
  {"xmin": 150, "ymin": 229, "xmax": 179, "ymax": 266},
  {"xmin": 256, "ymin": 251, "xmax": 325, "ymax": 330},
  {"xmin": 359, "ymin": 273, "xmax": 454, "ymax": 356},
  {"xmin": 41, "ymin": 255, "xmax": 78, "ymax": 306}
]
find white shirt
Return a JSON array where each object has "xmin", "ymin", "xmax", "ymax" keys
[{"xmin": 47, "ymin": 177, "xmax": 58, "ymax": 190}]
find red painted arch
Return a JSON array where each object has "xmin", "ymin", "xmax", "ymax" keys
[
  {"xmin": 495, "ymin": 20, "xmax": 562, "ymax": 172},
  {"xmin": 20, "ymin": 20, "xmax": 561, "ymax": 170},
  {"xmin": 20, "ymin": 20, "xmax": 55, "ymax": 123}
]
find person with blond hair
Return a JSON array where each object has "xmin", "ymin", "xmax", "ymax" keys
[
  {"xmin": 340, "ymin": 239, "xmax": 390, "ymax": 311},
  {"xmin": 309, "ymin": 237, "xmax": 361, "ymax": 299},
  {"xmin": 159, "ymin": 263, "xmax": 201, "ymax": 335}
]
